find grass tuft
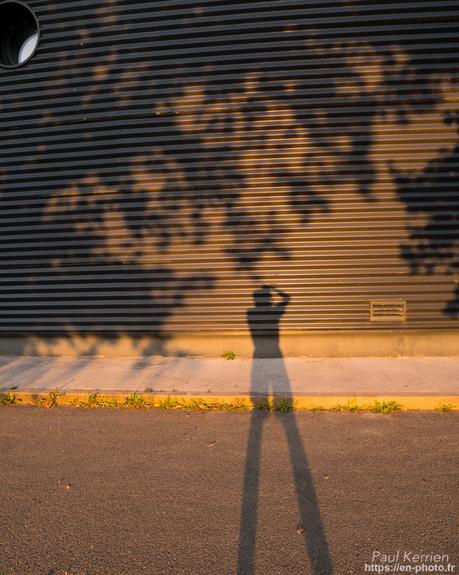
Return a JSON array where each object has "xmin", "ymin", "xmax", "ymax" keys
[
  {"xmin": 124, "ymin": 393, "xmax": 150, "ymax": 409},
  {"xmin": 39, "ymin": 389, "xmax": 61, "ymax": 408},
  {"xmin": 435, "ymin": 403, "xmax": 456, "ymax": 412},
  {"xmin": 331, "ymin": 399, "xmax": 364, "ymax": 413},
  {"xmin": 0, "ymin": 392, "xmax": 20, "ymax": 406},
  {"xmin": 272, "ymin": 398, "xmax": 293, "ymax": 413},
  {"xmin": 158, "ymin": 396, "xmax": 248, "ymax": 411},
  {"xmin": 224, "ymin": 399, "xmax": 249, "ymax": 412},
  {"xmin": 221, "ymin": 351, "xmax": 236, "ymax": 360},
  {"xmin": 331, "ymin": 399, "xmax": 402, "ymax": 414},
  {"xmin": 158, "ymin": 396, "xmax": 182, "ymax": 410},
  {"xmin": 79, "ymin": 393, "xmax": 119, "ymax": 409},
  {"xmin": 254, "ymin": 397, "xmax": 272, "ymax": 411},
  {"xmin": 370, "ymin": 400, "xmax": 402, "ymax": 414}
]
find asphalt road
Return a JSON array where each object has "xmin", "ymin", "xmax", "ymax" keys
[{"xmin": 0, "ymin": 408, "xmax": 457, "ymax": 575}]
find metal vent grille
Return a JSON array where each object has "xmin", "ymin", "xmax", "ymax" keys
[{"xmin": 370, "ymin": 301, "xmax": 407, "ymax": 322}]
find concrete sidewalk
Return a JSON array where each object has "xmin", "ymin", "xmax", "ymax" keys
[{"xmin": 0, "ymin": 355, "xmax": 457, "ymax": 398}]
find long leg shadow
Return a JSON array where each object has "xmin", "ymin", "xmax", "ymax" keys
[{"xmin": 237, "ymin": 287, "xmax": 334, "ymax": 575}]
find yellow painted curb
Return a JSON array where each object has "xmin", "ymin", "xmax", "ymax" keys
[
  {"xmin": 290, "ymin": 395, "xmax": 458, "ymax": 411},
  {"xmin": 1, "ymin": 392, "xmax": 457, "ymax": 411}
]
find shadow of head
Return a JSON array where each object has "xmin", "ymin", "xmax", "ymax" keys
[
  {"xmin": 253, "ymin": 285, "xmax": 275, "ymax": 307},
  {"xmin": 252, "ymin": 285, "xmax": 291, "ymax": 310}
]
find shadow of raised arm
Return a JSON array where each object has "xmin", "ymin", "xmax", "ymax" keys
[{"xmin": 268, "ymin": 286, "xmax": 291, "ymax": 312}]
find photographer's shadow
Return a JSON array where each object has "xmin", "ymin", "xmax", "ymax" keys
[{"xmin": 237, "ymin": 286, "xmax": 334, "ymax": 575}]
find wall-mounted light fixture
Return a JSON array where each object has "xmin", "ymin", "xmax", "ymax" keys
[{"xmin": 0, "ymin": 1, "xmax": 40, "ymax": 68}]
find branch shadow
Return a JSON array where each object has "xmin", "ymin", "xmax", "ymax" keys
[{"xmin": 392, "ymin": 111, "xmax": 459, "ymax": 318}]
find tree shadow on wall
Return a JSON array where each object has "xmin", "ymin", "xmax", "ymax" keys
[
  {"xmin": 392, "ymin": 111, "xmax": 459, "ymax": 318},
  {"xmin": 0, "ymin": 0, "xmax": 388, "ymax": 348}
]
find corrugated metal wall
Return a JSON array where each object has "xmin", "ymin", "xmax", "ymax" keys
[{"xmin": 0, "ymin": 0, "xmax": 458, "ymax": 335}]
